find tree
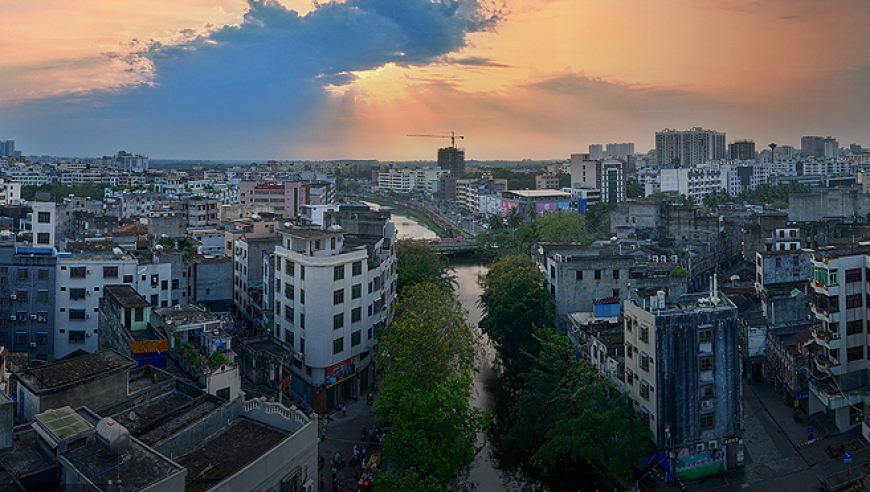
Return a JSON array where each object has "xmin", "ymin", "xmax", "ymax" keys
[
  {"xmin": 506, "ymin": 207, "xmax": 524, "ymax": 230},
  {"xmin": 375, "ymin": 284, "xmax": 487, "ymax": 490},
  {"xmin": 479, "ymin": 254, "xmax": 553, "ymax": 383},
  {"xmin": 396, "ymin": 239, "xmax": 454, "ymax": 294},
  {"xmin": 534, "ymin": 210, "xmax": 592, "ymax": 244},
  {"xmin": 626, "ymin": 177, "xmax": 644, "ymax": 198},
  {"xmin": 584, "ymin": 202, "xmax": 618, "ymax": 237}
]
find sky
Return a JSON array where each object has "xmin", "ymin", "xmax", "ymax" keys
[{"xmin": 1, "ymin": 0, "xmax": 869, "ymax": 161}]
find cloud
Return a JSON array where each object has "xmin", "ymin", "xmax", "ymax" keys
[
  {"xmin": 0, "ymin": 0, "xmax": 501, "ymax": 158},
  {"xmin": 444, "ymin": 56, "xmax": 510, "ymax": 67}
]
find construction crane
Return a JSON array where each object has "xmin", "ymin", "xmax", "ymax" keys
[{"xmin": 407, "ymin": 131, "xmax": 464, "ymax": 148}]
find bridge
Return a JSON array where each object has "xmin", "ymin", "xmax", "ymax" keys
[{"xmin": 416, "ymin": 238, "xmax": 478, "ymax": 255}]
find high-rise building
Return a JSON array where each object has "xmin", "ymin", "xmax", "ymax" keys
[
  {"xmin": 727, "ymin": 140, "xmax": 756, "ymax": 160},
  {"xmin": 606, "ymin": 142, "xmax": 635, "ymax": 157},
  {"xmin": 589, "ymin": 144, "xmax": 604, "ymax": 160},
  {"xmin": 438, "ymin": 147, "xmax": 465, "ymax": 178},
  {"xmin": 601, "ymin": 159, "xmax": 627, "ymax": 203},
  {"xmin": 0, "ymin": 140, "xmax": 14, "ymax": 158},
  {"xmin": 656, "ymin": 128, "xmax": 726, "ymax": 168},
  {"xmin": 801, "ymin": 136, "xmax": 839, "ymax": 158},
  {"xmin": 624, "ymin": 290, "xmax": 741, "ymax": 479}
]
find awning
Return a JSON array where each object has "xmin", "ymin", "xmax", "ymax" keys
[{"xmin": 699, "ymin": 352, "xmax": 714, "ymax": 357}]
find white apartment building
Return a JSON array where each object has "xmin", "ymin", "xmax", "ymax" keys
[
  {"xmin": 0, "ymin": 180, "xmax": 21, "ymax": 205},
  {"xmin": 660, "ymin": 166, "xmax": 723, "ymax": 202},
  {"xmin": 377, "ymin": 168, "xmax": 417, "ymax": 194},
  {"xmin": 54, "ymin": 253, "xmax": 172, "ymax": 358},
  {"xmin": 802, "ymin": 158, "xmax": 852, "ymax": 178},
  {"xmin": 188, "ymin": 228, "xmax": 226, "ymax": 256},
  {"xmin": 31, "ymin": 202, "xmax": 57, "ymax": 249},
  {"xmin": 273, "ymin": 224, "xmax": 396, "ymax": 411},
  {"xmin": 718, "ymin": 162, "xmax": 771, "ymax": 196}
]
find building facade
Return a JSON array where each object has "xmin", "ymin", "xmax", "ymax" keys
[{"xmin": 656, "ymin": 128, "xmax": 726, "ymax": 168}]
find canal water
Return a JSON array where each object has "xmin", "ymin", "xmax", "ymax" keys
[{"xmin": 374, "ymin": 204, "xmax": 603, "ymax": 492}]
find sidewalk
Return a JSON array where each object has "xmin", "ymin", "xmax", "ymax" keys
[{"xmin": 317, "ymin": 395, "xmax": 385, "ymax": 491}]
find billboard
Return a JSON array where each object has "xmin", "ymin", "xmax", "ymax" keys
[
  {"xmin": 326, "ymin": 358, "xmax": 355, "ymax": 387},
  {"xmin": 674, "ymin": 449, "xmax": 724, "ymax": 480}
]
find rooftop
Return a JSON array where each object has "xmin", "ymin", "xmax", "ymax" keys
[
  {"xmin": 153, "ymin": 304, "xmax": 222, "ymax": 325},
  {"xmin": 20, "ymin": 350, "xmax": 134, "ymax": 391},
  {"xmin": 806, "ymin": 243, "xmax": 870, "ymax": 259},
  {"xmin": 237, "ymin": 335, "xmax": 293, "ymax": 358},
  {"xmin": 278, "ymin": 227, "xmax": 342, "ymax": 240},
  {"xmin": 177, "ymin": 419, "xmax": 290, "ymax": 492},
  {"xmin": 504, "ymin": 189, "xmax": 573, "ymax": 199},
  {"xmin": 105, "ymin": 284, "xmax": 151, "ymax": 308}
]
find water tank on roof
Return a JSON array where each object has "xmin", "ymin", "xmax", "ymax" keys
[
  {"xmin": 327, "ymin": 225, "xmax": 343, "ymax": 232},
  {"xmin": 95, "ymin": 418, "xmax": 130, "ymax": 455},
  {"xmin": 112, "ymin": 247, "xmax": 123, "ymax": 256}
]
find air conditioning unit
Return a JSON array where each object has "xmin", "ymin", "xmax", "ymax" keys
[
  {"xmin": 87, "ymin": 269, "xmax": 92, "ymax": 274},
  {"xmin": 86, "ymin": 290, "xmax": 92, "ymax": 295},
  {"xmin": 701, "ymin": 399, "xmax": 714, "ymax": 410},
  {"xmin": 30, "ymin": 314, "xmax": 37, "ymax": 320},
  {"xmin": 9, "ymin": 295, "xmax": 16, "ymax": 300},
  {"xmin": 86, "ymin": 314, "xmax": 91, "ymax": 319},
  {"xmin": 86, "ymin": 332, "xmax": 91, "ymax": 337},
  {"xmin": 9, "ymin": 315, "xmax": 16, "ymax": 321},
  {"xmin": 302, "ymin": 479, "xmax": 315, "ymax": 492},
  {"xmin": 695, "ymin": 443, "xmax": 706, "ymax": 453},
  {"xmin": 30, "ymin": 342, "xmax": 36, "ymax": 349},
  {"xmin": 708, "ymin": 440, "xmax": 719, "ymax": 450}
]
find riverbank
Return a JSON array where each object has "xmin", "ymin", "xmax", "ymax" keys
[{"xmin": 344, "ymin": 193, "xmax": 471, "ymax": 239}]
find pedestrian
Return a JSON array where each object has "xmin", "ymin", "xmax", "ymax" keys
[
  {"xmin": 360, "ymin": 426, "xmax": 366, "ymax": 440},
  {"xmin": 321, "ymin": 426, "xmax": 327, "ymax": 441},
  {"xmin": 354, "ymin": 466, "xmax": 360, "ymax": 479},
  {"xmin": 320, "ymin": 474, "xmax": 325, "ymax": 491},
  {"xmin": 331, "ymin": 465, "xmax": 337, "ymax": 480},
  {"xmin": 342, "ymin": 403, "xmax": 347, "ymax": 417}
]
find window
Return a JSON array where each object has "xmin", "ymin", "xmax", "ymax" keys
[
  {"xmin": 847, "ymin": 346, "xmax": 864, "ymax": 362},
  {"xmin": 124, "ymin": 274, "xmax": 134, "ymax": 283},
  {"xmin": 847, "ymin": 294, "xmax": 862, "ymax": 309},
  {"xmin": 36, "ymin": 332, "xmax": 48, "ymax": 345},
  {"xmin": 700, "ymin": 412, "xmax": 715, "ymax": 430},
  {"xmin": 161, "ymin": 280, "xmax": 169, "ymax": 291},
  {"xmin": 700, "ymin": 384, "xmax": 714, "ymax": 400},
  {"xmin": 625, "ymin": 342, "xmax": 633, "ymax": 359},
  {"xmin": 300, "ymin": 289, "xmax": 305, "ymax": 304},
  {"xmin": 17, "ymin": 269, "xmax": 28, "ymax": 280},
  {"xmin": 625, "ymin": 368, "xmax": 633, "ymax": 386},
  {"xmin": 613, "ymin": 269, "xmax": 619, "ymax": 279},
  {"xmin": 334, "ymin": 289, "xmax": 345, "ymax": 305},
  {"xmin": 37, "ymin": 290, "xmax": 48, "ymax": 302},
  {"xmin": 549, "ymin": 265, "xmax": 555, "ymax": 278},
  {"xmin": 285, "ymin": 284, "xmax": 294, "ymax": 300},
  {"xmin": 352, "ymin": 284, "xmax": 362, "ymax": 299},
  {"xmin": 69, "ymin": 330, "xmax": 86, "ymax": 344},
  {"xmin": 36, "ymin": 232, "xmax": 51, "ymax": 244},
  {"xmin": 38, "ymin": 269, "xmax": 49, "ymax": 280},
  {"xmin": 351, "ymin": 330, "xmax": 361, "ymax": 347},
  {"xmin": 37, "ymin": 311, "xmax": 48, "ymax": 323},
  {"xmin": 594, "ymin": 270, "xmax": 602, "ymax": 280},
  {"xmin": 70, "ymin": 266, "xmax": 86, "ymax": 278},
  {"xmin": 16, "ymin": 312, "xmax": 26, "ymax": 322},
  {"xmin": 315, "ymin": 239, "xmax": 321, "ymax": 250},
  {"xmin": 331, "ymin": 237, "xmax": 336, "ymax": 249},
  {"xmin": 172, "ymin": 279, "xmax": 179, "ymax": 289},
  {"xmin": 300, "ymin": 265, "xmax": 305, "ymax": 280},
  {"xmin": 698, "ymin": 326, "xmax": 713, "ymax": 343},
  {"xmin": 103, "ymin": 266, "xmax": 119, "ymax": 278},
  {"xmin": 699, "ymin": 355, "xmax": 714, "ymax": 371},
  {"xmin": 640, "ymin": 381, "xmax": 650, "ymax": 399},
  {"xmin": 135, "ymin": 308, "xmax": 144, "ymax": 322},
  {"xmin": 352, "ymin": 261, "xmax": 362, "ymax": 276},
  {"xmin": 285, "ymin": 259, "xmax": 294, "ymax": 276},
  {"xmin": 69, "ymin": 309, "xmax": 86, "ymax": 320},
  {"xmin": 640, "ymin": 324, "xmax": 649, "ymax": 343},
  {"xmin": 846, "ymin": 269, "xmax": 862, "ymax": 283},
  {"xmin": 847, "ymin": 320, "xmax": 863, "ymax": 335},
  {"xmin": 640, "ymin": 353, "xmax": 650, "ymax": 371},
  {"xmin": 285, "ymin": 307, "xmax": 294, "ymax": 323},
  {"xmin": 16, "ymin": 290, "xmax": 28, "ymax": 302},
  {"xmin": 333, "ymin": 337, "xmax": 344, "ymax": 354},
  {"xmin": 575, "ymin": 270, "xmax": 583, "ymax": 280},
  {"xmin": 334, "ymin": 313, "xmax": 344, "ymax": 330},
  {"xmin": 15, "ymin": 332, "xmax": 27, "ymax": 345},
  {"xmin": 775, "ymin": 257, "xmax": 781, "ymax": 268},
  {"xmin": 300, "ymin": 314, "xmax": 305, "ymax": 329},
  {"xmin": 70, "ymin": 288, "xmax": 86, "ymax": 300},
  {"xmin": 334, "ymin": 265, "xmax": 345, "ymax": 281},
  {"xmin": 38, "ymin": 211, "xmax": 51, "ymax": 223},
  {"xmin": 352, "ymin": 307, "xmax": 361, "ymax": 323}
]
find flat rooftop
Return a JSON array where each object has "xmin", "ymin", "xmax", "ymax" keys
[
  {"xmin": 238, "ymin": 336, "xmax": 292, "ymax": 358},
  {"xmin": 153, "ymin": 305, "xmax": 222, "ymax": 325},
  {"xmin": 20, "ymin": 350, "xmax": 134, "ymax": 391},
  {"xmin": 104, "ymin": 284, "xmax": 150, "ymax": 307},
  {"xmin": 178, "ymin": 419, "xmax": 290, "ymax": 492},
  {"xmin": 806, "ymin": 243, "xmax": 870, "ymax": 259},
  {"xmin": 278, "ymin": 227, "xmax": 342, "ymax": 240},
  {"xmin": 504, "ymin": 189, "xmax": 573, "ymax": 199},
  {"xmin": 63, "ymin": 435, "xmax": 184, "ymax": 492}
]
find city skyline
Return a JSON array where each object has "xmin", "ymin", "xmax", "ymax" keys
[{"xmin": 1, "ymin": 0, "xmax": 869, "ymax": 160}]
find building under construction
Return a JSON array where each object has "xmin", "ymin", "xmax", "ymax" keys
[{"xmin": 438, "ymin": 146, "xmax": 465, "ymax": 178}]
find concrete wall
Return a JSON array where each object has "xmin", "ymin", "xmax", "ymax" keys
[
  {"xmin": 0, "ymin": 391, "xmax": 13, "ymax": 449},
  {"xmin": 17, "ymin": 369, "xmax": 130, "ymax": 423},
  {"xmin": 153, "ymin": 398, "xmax": 242, "ymax": 460},
  {"xmin": 653, "ymin": 304, "xmax": 740, "ymax": 449},
  {"xmin": 789, "ymin": 188, "xmax": 870, "ymax": 222}
]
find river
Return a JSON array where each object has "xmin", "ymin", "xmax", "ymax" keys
[{"xmin": 379, "ymin": 204, "xmax": 602, "ymax": 492}]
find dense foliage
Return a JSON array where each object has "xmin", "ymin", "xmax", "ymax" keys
[
  {"xmin": 701, "ymin": 182, "xmax": 810, "ymax": 210},
  {"xmin": 21, "ymin": 183, "xmax": 110, "ymax": 201},
  {"xmin": 475, "ymin": 204, "xmax": 617, "ymax": 258},
  {"xmin": 478, "ymin": 254, "xmax": 553, "ymax": 382},
  {"xmin": 396, "ymin": 239, "xmax": 455, "ymax": 294},
  {"xmin": 375, "ymin": 284, "xmax": 487, "ymax": 491}
]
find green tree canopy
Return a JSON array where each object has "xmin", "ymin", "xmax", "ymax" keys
[
  {"xmin": 396, "ymin": 239, "xmax": 455, "ymax": 294},
  {"xmin": 375, "ymin": 283, "xmax": 487, "ymax": 490},
  {"xmin": 479, "ymin": 254, "xmax": 553, "ymax": 382}
]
